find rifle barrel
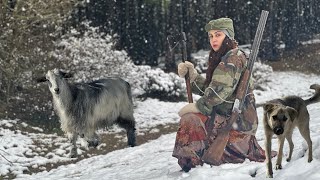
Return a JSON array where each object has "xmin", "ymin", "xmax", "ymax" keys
[
  {"xmin": 181, "ymin": 32, "xmax": 187, "ymax": 62},
  {"xmin": 248, "ymin": 10, "xmax": 269, "ymax": 72},
  {"xmin": 239, "ymin": 10, "xmax": 269, "ymax": 110}
]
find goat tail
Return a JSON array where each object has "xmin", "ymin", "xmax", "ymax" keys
[
  {"xmin": 125, "ymin": 81, "xmax": 134, "ymax": 104},
  {"xmin": 305, "ymin": 84, "xmax": 320, "ymax": 105}
]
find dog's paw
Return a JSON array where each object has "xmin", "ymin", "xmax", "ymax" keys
[
  {"xmin": 275, "ymin": 164, "xmax": 282, "ymax": 170},
  {"xmin": 286, "ymin": 157, "xmax": 291, "ymax": 162}
]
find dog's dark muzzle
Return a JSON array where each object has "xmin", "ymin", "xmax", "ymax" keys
[{"xmin": 273, "ymin": 127, "xmax": 284, "ymax": 135}]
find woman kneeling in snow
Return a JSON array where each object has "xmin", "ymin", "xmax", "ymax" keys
[{"xmin": 172, "ymin": 17, "xmax": 274, "ymax": 172}]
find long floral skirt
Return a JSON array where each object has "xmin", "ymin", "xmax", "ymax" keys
[{"xmin": 172, "ymin": 112, "xmax": 275, "ymax": 171}]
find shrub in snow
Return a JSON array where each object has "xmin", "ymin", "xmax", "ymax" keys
[
  {"xmin": 191, "ymin": 49, "xmax": 210, "ymax": 73},
  {"xmin": 52, "ymin": 22, "xmax": 185, "ymax": 101},
  {"xmin": 130, "ymin": 66, "xmax": 185, "ymax": 101},
  {"xmin": 252, "ymin": 61, "xmax": 273, "ymax": 90},
  {"xmin": 53, "ymin": 24, "xmax": 132, "ymax": 82}
]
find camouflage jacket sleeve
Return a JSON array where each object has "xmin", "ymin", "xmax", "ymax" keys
[
  {"xmin": 190, "ymin": 74, "xmax": 206, "ymax": 96},
  {"xmin": 195, "ymin": 49, "xmax": 247, "ymax": 115}
]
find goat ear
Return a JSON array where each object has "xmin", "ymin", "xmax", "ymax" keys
[
  {"xmin": 286, "ymin": 106, "xmax": 298, "ymax": 122},
  {"xmin": 60, "ymin": 71, "xmax": 73, "ymax": 79},
  {"xmin": 35, "ymin": 76, "xmax": 47, "ymax": 83}
]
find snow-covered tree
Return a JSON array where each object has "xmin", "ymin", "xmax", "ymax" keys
[
  {"xmin": 0, "ymin": 0, "xmax": 77, "ymax": 103},
  {"xmin": 53, "ymin": 22, "xmax": 185, "ymax": 101}
]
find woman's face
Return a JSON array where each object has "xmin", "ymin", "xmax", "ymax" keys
[{"xmin": 208, "ymin": 30, "xmax": 226, "ymax": 51}]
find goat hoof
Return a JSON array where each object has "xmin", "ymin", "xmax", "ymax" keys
[
  {"xmin": 69, "ymin": 149, "xmax": 77, "ymax": 158},
  {"xmin": 88, "ymin": 140, "xmax": 100, "ymax": 148},
  {"xmin": 128, "ymin": 142, "xmax": 136, "ymax": 147},
  {"xmin": 308, "ymin": 157, "xmax": 313, "ymax": 163},
  {"xmin": 70, "ymin": 154, "xmax": 77, "ymax": 158},
  {"xmin": 286, "ymin": 158, "xmax": 291, "ymax": 162},
  {"xmin": 69, "ymin": 152, "xmax": 78, "ymax": 158},
  {"xmin": 275, "ymin": 164, "xmax": 282, "ymax": 170},
  {"xmin": 127, "ymin": 135, "xmax": 136, "ymax": 147}
]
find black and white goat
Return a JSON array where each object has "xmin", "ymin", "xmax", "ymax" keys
[{"xmin": 37, "ymin": 69, "xmax": 136, "ymax": 157}]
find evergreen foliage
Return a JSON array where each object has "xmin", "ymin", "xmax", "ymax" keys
[
  {"xmin": 75, "ymin": 0, "xmax": 320, "ymax": 64},
  {"xmin": 53, "ymin": 23, "xmax": 185, "ymax": 100}
]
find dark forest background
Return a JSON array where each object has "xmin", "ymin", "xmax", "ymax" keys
[
  {"xmin": 76, "ymin": 0, "xmax": 320, "ymax": 68},
  {"xmin": 0, "ymin": 0, "xmax": 320, "ymax": 130}
]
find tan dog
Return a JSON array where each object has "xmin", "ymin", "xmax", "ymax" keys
[{"xmin": 263, "ymin": 84, "xmax": 320, "ymax": 178}]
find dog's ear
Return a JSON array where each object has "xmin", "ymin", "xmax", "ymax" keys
[
  {"xmin": 263, "ymin": 103, "xmax": 275, "ymax": 112},
  {"xmin": 286, "ymin": 106, "xmax": 298, "ymax": 122}
]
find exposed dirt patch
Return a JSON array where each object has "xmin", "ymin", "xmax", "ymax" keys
[
  {"xmin": 1, "ymin": 122, "xmax": 180, "ymax": 178},
  {"xmin": 44, "ymin": 123, "xmax": 179, "ymax": 172}
]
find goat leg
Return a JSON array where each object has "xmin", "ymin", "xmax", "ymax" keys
[
  {"xmin": 127, "ymin": 127, "xmax": 136, "ymax": 147},
  {"xmin": 69, "ymin": 133, "xmax": 78, "ymax": 158}
]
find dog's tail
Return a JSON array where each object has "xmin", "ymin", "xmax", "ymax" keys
[{"xmin": 305, "ymin": 84, "xmax": 320, "ymax": 105}]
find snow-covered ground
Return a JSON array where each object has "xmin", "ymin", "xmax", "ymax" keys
[{"xmin": 1, "ymin": 71, "xmax": 320, "ymax": 179}]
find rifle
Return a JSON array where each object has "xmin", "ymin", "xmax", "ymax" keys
[
  {"xmin": 167, "ymin": 32, "xmax": 193, "ymax": 103},
  {"xmin": 201, "ymin": 10, "xmax": 269, "ymax": 164}
]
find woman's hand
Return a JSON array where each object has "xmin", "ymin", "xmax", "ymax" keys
[
  {"xmin": 178, "ymin": 103, "xmax": 200, "ymax": 117},
  {"xmin": 177, "ymin": 61, "xmax": 198, "ymax": 83}
]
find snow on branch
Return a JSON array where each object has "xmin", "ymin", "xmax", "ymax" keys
[{"xmin": 53, "ymin": 22, "xmax": 185, "ymax": 101}]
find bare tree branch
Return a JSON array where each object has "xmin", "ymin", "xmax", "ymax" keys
[{"xmin": 0, "ymin": 149, "xmax": 13, "ymax": 165}]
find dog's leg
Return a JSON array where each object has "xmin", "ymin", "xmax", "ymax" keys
[
  {"xmin": 265, "ymin": 131, "xmax": 273, "ymax": 178},
  {"xmin": 276, "ymin": 136, "xmax": 285, "ymax": 170},
  {"xmin": 298, "ymin": 124, "xmax": 313, "ymax": 162},
  {"xmin": 285, "ymin": 130, "xmax": 294, "ymax": 162}
]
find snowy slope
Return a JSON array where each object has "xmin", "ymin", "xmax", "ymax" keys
[{"xmin": 2, "ymin": 71, "xmax": 320, "ymax": 180}]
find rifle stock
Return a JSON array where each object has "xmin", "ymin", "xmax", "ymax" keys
[
  {"xmin": 201, "ymin": 70, "xmax": 250, "ymax": 164},
  {"xmin": 185, "ymin": 74, "xmax": 193, "ymax": 103},
  {"xmin": 167, "ymin": 32, "xmax": 193, "ymax": 103},
  {"xmin": 201, "ymin": 10, "xmax": 269, "ymax": 164}
]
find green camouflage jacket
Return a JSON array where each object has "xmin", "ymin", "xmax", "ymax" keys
[{"xmin": 193, "ymin": 48, "xmax": 254, "ymax": 116}]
